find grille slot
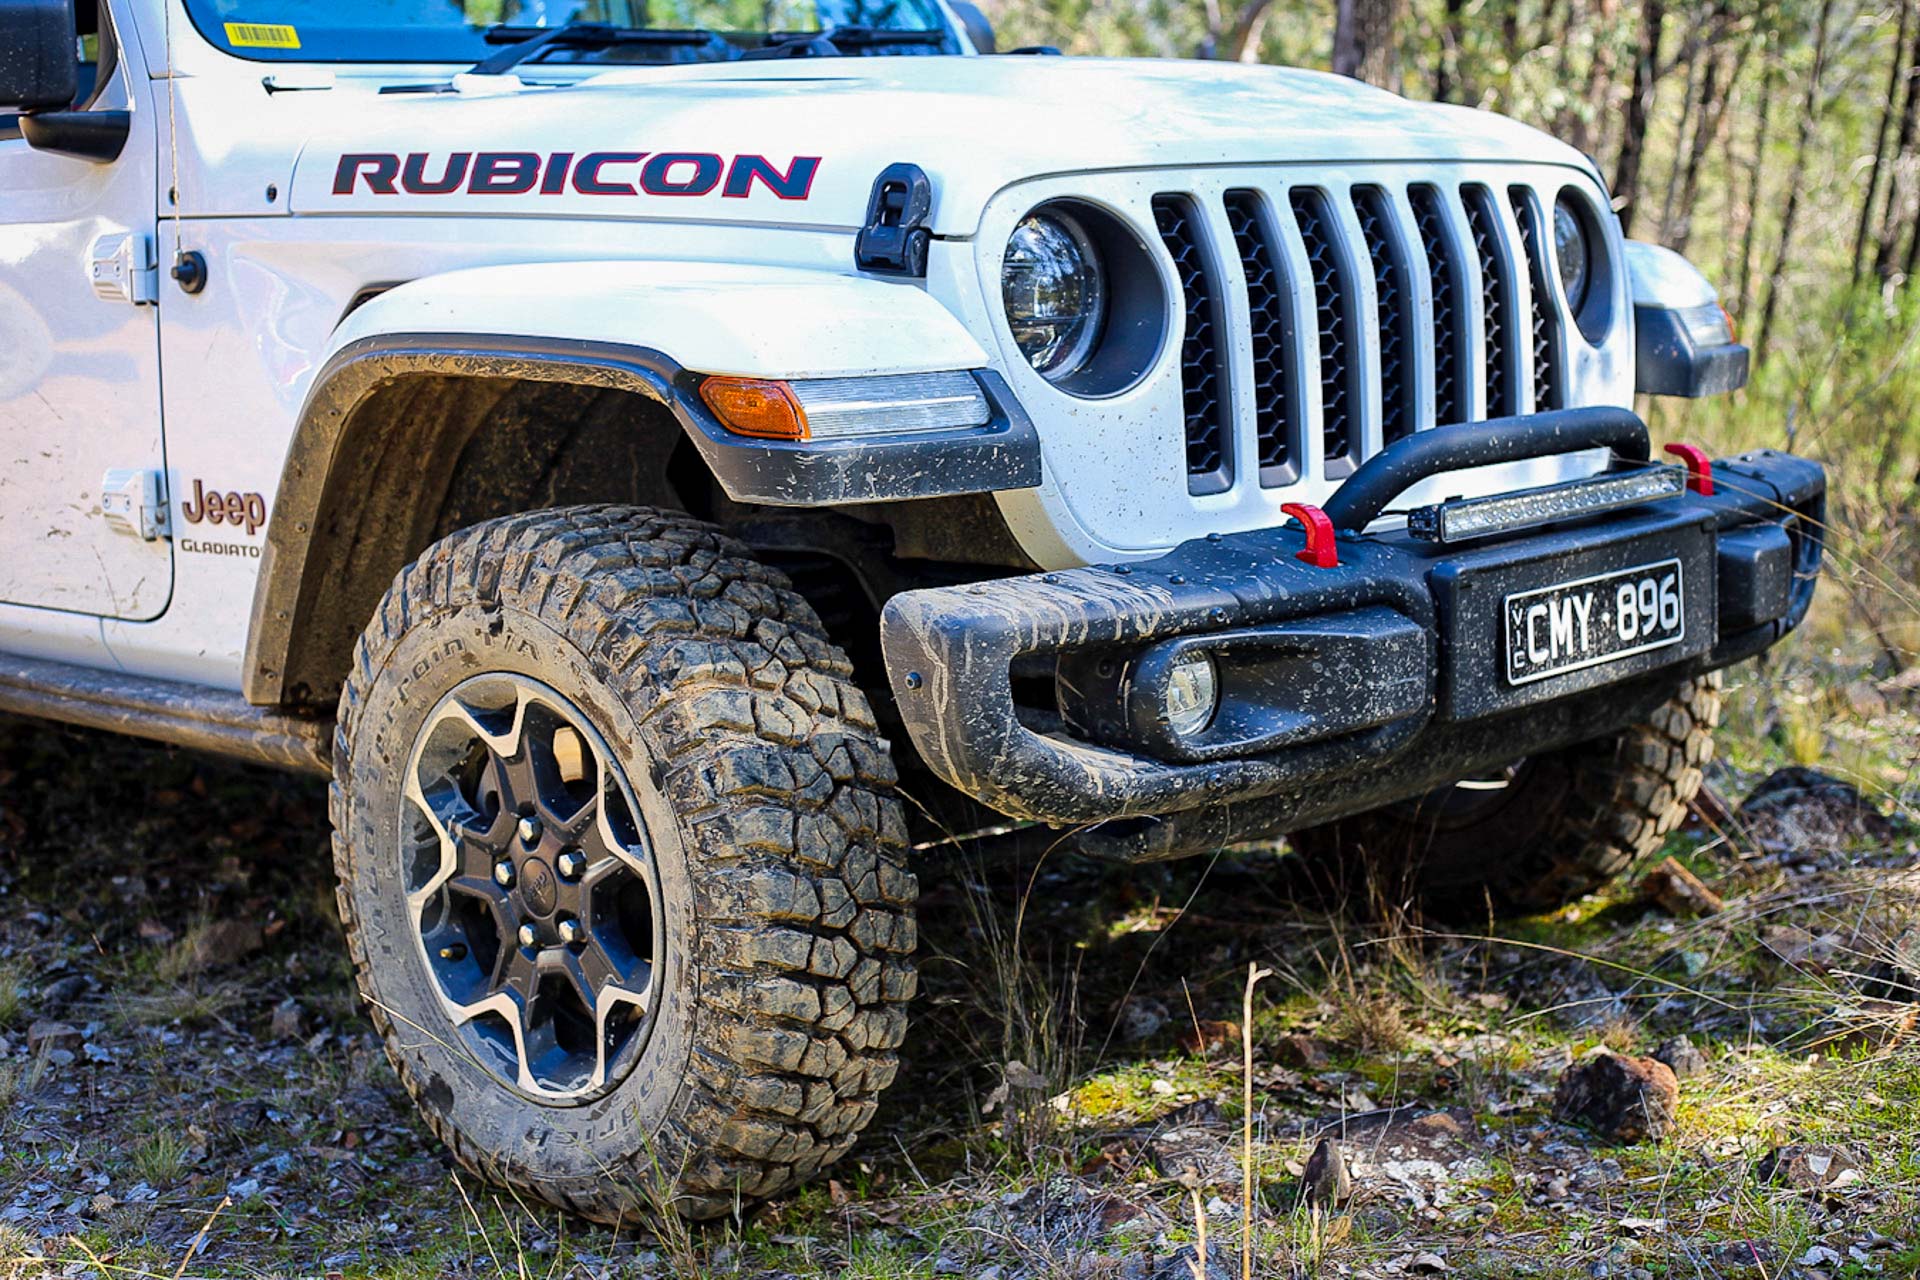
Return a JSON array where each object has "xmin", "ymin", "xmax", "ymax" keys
[
  {"xmin": 1509, "ymin": 187, "xmax": 1561, "ymax": 411},
  {"xmin": 1409, "ymin": 185, "xmax": 1466, "ymax": 428},
  {"xmin": 1289, "ymin": 188, "xmax": 1358, "ymax": 468},
  {"xmin": 1462, "ymin": 185, "xmax": 1517, "ymax": 420},
  {"xmin": 1154, "ymin": 195, "xmax": 1231, "ymax": 492},
  {"xmin": 1223, "ymin": 190, "xmax": 1297, "ymax": 481},
  {"xmin": 1352, "ymin": 186, "xmax": 1415, "ymax": 445}
]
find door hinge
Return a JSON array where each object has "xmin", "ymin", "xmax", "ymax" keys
[
  {"xmin": 854, "ymin": 163, "xmax": 933, "ymax": 278},
  {"xmin": 101, "ymin": 469, "xmax": 170, "ymax": 541},
  {"xmin": 89, "ymin": 233, "xmax": 159, "ymax": 306}
]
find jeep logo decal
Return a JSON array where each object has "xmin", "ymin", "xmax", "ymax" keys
[
  {"xmin": 180, "ymin": 478, "xmax": 268, "ymax": 536},
  {"xmin": 332, "ymin": 151, "xmax": 820, "ymax": 200}
]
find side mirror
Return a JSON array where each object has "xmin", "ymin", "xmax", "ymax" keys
[
  {"xmin": 0, "ymin": 0, "xmax": 80, "ymax": 112},
  {"xmin": 948, "ymin": 0, "xmax": 996, "ymax": 53}
]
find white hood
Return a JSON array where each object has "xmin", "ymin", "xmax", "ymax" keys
[{"xmin": 288, "ymin": 56, "xmax": 1593, "ymax": 234}]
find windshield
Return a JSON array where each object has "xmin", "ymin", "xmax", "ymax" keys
[{"xmin": 185, "ymin": 0, "xmax": 961, "ymax": 64}]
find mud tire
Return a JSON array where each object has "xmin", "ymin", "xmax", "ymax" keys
[
  {"xmin": 1293, "ymin": 675, "xmax": 1721, "ymax": 918},
  {"xmin": 330, "ymin": 506, "xmax": 916, "ymax": 1222}
]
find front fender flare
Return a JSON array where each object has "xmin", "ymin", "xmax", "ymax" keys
[{"xmin": 244, "ymin": 261, "xmax": 1037, "ymax": 706}]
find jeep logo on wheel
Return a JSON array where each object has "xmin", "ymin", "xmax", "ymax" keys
[{"xmin": 520, "ymin": 856, "xmax": 558, "ymax": 917}]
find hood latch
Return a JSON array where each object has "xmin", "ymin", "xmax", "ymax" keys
[{"xmin": 855, "ymin": 163, "xmax": 933, "ymax": 278}]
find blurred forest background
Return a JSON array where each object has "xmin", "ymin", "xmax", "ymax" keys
[{"xmin": 981, "ymin": 0, "xmax": 1920, "ymax": 677}]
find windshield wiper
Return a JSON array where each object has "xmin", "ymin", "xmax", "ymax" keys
[
  {"xmin": 759, "ymin": 25, "xmax": 950, "ymax": 50},
  {"xmin": 472, "ymin": 22, "xmax": 720, "ymax": 76}
]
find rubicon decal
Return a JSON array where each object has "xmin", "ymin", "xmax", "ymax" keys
[{"xmin": 332, "ymin": 152, "xmax": 820, "ymax": 200}]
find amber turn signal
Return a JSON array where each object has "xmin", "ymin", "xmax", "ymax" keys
[{"xmin": 699, "ymin": 377, "xmax": 808, "ymax": 441}]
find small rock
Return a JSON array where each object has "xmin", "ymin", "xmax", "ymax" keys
[
  {"xmin": 1114, "ymin": 996, "xmax": 1168, "ymax": 1044},
  {"xmin": 1408, "ymin": 1111, "xmax": 1468, "ymax": 1139},
  {"xmin": 1274, "ymin": 1034, "xmax": 1335, "ymax": 1070},
  {"xmin": 1301, "ymin": 1137, "xmax": 1351, "ymax": 1208},
  {"xmin": 1552, "ymin": 1051, "xmax": 1679, "ymax": 1142},
  {"xmin": 1862, "ymin": 926, "xmax": 1920, "ymax": 1003},
  {"xmin": 1640, "ymin": 856, "xmax": 1724, "ymax": 918},
  {"xmin": 1757, "ymin": 1143, "xmax": 1866, "ymax": 1193},
  {"xmin": 1737, "ymin": 767, "xmax": 1901, "ymax": 854},
  {"xmin": 1651, "ymin": 1035, "xmax": 1708, "ymax": 1081},
  {"xmin": 1760, "ymin": 924, "xmax": 1839, "ymax": 970},
  {"xmin": 270, "ymin": 998, "xmax": 305, "ymax": 1040},
  {"xmin": 189, "ymin": 920, "xmax": 266, "ymax": 974},
  {"xmin": 25, "ymin": 1020, "xmax": 82, "ymax": 1056},
  {"xmin": 1176, "ymin": 1019, "xmax": 1240, "ymax": 1057},
  {"xmin": 1544, "ymin": 1177, "xmax": 1570, "ymax": 1201},
  {"xmin": 37, "ymin": 975, "xmax": 86, "ymax": 1014}
]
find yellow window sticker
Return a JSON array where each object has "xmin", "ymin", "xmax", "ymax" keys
[{"xmin": 223, "ymin": 21, "xmax": 301, "ymax": 49}]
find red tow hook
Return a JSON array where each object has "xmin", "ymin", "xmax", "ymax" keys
[
  {"xmin": 1664, "ymin": 443, "xmax": 1716, "ymax": 496},
  {"xmin": 1281, "ymin": 502, "xmax": 1339, "ymax": 568}
]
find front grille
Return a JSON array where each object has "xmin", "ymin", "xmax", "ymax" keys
[
  {"xmin": 1461, "ymin": 185, "xmax": 1516, "ymax": 420},
  {"xmin": 1409, "ymin": 184, "xmax": 1467, "ymax": 428},
  {"xmin": 1154, "ymin": 172, "xmax": 1568, "ymax": 492},
  {"xmin": 1353, "ymin": 186, "xmax": 1414, "ymax": 445},
  {"xmin": 1223, "ymin": 190, "xmax": 1297, "ymax": 479},
  {"xmin": 1290, "ymin": 188, "xmax": 1357, "ymax": 469},
  {"xmin": 1154, "ymin": 195, "xmax": 1231, "ymax": 491},
  {"xmin": 1509, "ymin": 187, "xmax": 1562, "ymax": 412}
]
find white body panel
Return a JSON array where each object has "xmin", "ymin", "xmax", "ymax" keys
[
  {"xmin": 0, "ymin": 9, "xmax": 171, "ymax": 619},
  {"xmin": 2, "ymin": 0, "xmax": 1647, "ymax": 696},
  {"xmin": 332, "ymin": 261, "xmax": 989, "ymax": 379}
]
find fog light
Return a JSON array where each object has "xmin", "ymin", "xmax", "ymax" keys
[{"xmin": 1164, "ymin": 653, "xmax": 1218, "ymax": 738}]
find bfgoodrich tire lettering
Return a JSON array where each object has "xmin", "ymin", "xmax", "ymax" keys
[
  {"xmin": 331, "ymin": 506, "xmax": 916, "ymax": 1221},
  {"xmin": 1294, "ymin": 675, "xmax": 1721, "ymax": 917}
]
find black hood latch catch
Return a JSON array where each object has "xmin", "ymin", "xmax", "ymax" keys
[{"xmin": 855, "ymin": 163, "xmax": 933, "ymax": 278}]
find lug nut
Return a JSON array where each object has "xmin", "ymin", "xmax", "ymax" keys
[
  {"xmin": 517, "ymin": 923, "xmax": 539, "ymax": 949},
  {"xmin": 517, "ymin": 814, "xmax": 543, "ymax": 845},
  {"xmin": 493, "ymin": 861, "xmax": 515, "ymax": 888},
  {"xmin": 557, "ymin": 916, "xmax": 584, "ymax": 946},
  {"xmin": 556, "ymin": 849, "xmax": 586, "ymax": 880}
]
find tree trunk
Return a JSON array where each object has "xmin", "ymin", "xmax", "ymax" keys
[
  {"xmin": 1217, "ymin": 0, "xmax": 1280, "ymax": 62},
  {"xmin": 1613, "ymin": 0, "xmax": 1668, "ymax": 237},
  {"xmin": 1585, "ymin": 0, "xmax": 1623, "ymax": 161},
  {"xmin": 1657, "ymin": 45, "xmax": 1704, "ymax": 241},
  {"xmin": 1673, "ymin": 38, "xmax": 1750, "ymax": 256},
  {"xmin": 1876, "ymin": 4, "xmax": 1920, "ymax": 279},
  {"xmin": 1332, "ymin": 0, "xmax": 1406, "ymax": 87},
  {"xmin": 1736, "ymin": 40, "xmax": 1780, "ymax": 314},
  {"xmin": 1757, "ymin": 0, "xmax": 1838, "ymax": 363},
  {"xmin": 1435, "ymin": 0, "xmax": 1469, "ymax": 102},
  {"xmin": 1854, "ymin": 0, "xmax": 1914, "ymax": 281}
]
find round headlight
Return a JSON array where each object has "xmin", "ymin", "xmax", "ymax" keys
[
  {"xmin": 1163, "ymin": 652, "xmax": 1218, "ymax": 739},
  {"xmin": 1002, "ymin": 210, "xmax": 1107, "ymax": 380},
  {"xmin": 1553, "ymin": 195, "xmax": 1592, "ymax": 312}
]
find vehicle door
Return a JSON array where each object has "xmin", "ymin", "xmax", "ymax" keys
[{"xmin": 0, "ymin": 0, "xmax": 170, "ymax": 620}]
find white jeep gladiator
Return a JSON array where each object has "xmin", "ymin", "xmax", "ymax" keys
[{"xmin": 0, "ymin": 0, "xmax": 1823, "ymax": 1221}]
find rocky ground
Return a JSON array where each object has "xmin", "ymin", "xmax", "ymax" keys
[{"xmin": 0, "ymin": 654, "xmax": 1914, "ymax": 1279}]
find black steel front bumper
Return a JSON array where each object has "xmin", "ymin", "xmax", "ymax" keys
[{"xmin": 878, "ymin": 408, "xmax": 1825, "ymax": 861}]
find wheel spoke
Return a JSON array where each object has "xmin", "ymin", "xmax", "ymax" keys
[{"xmin": 580, "ymin": 784, "xmax": 656, "ymax": 896}]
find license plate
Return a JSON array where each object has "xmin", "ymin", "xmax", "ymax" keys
[{"xmin": 1503, "ymin": 558, "xmax": 1687, "ymax": 685}]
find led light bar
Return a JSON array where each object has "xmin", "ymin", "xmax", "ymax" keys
[
  {"xmin": 786, "ymin": 372, "xmax": 990, "ymax": 440},
  {"xmin": 1406, "ymin": 464, "xmax": 1688, "ymax": 544}
]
